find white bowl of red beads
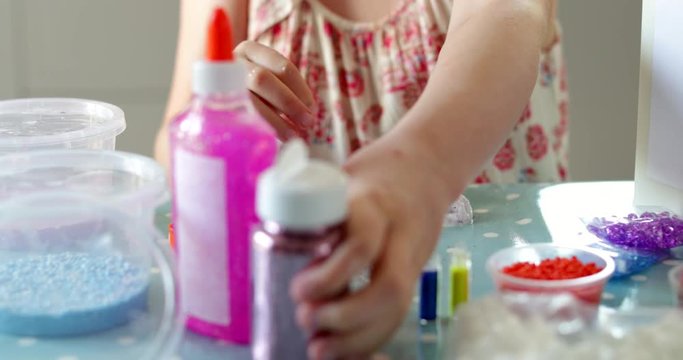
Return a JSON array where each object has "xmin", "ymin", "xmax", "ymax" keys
[{"xmin": 487, "ymin": 244, "xmax": 615, "ymax": 305}]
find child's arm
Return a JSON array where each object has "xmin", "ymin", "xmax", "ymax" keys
[
  {"xmin": 291, "ymin": 0, "xmax": 556, "ymax": 358},
  {"xmin": 397, "ymin": 0, "xmax": 558, "ymax": 199},
  {"xmin": 155, "ymin": 0, "xmax": 249, "ymax": 168}
]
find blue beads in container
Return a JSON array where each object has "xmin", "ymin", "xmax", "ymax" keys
[
  {"xmin": 0, "ymin": 192, "xmax": 180, "ymax": 359},
  {"xmin": 0, "ymin": 252, "xmax": 149, "ymax": 336}
]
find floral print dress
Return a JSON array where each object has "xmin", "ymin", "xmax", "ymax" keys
[{"xmin": 249, "ymin": 0, "xmax": 570, "ymax": 183}]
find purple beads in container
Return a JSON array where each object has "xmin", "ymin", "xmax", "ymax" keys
[{"xmin": 587, "ymin": 212, "xmax": 683, "ymax": 252}]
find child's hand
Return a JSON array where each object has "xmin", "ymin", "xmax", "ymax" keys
[
  {"xmin": 291, "ymin": 134, "xmax": 454, "ymax": 359},
  {"xmin": 234, "ymin": 41, "xmax": 316, "ymax": 139}
]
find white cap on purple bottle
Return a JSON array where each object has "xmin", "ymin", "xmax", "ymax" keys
[{"xmin": 256, "ymin": 139, "xmax": 349, "ymax": 230}]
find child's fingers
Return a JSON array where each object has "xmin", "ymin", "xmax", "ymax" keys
[
  {"xmin": 249, "ymin": 93, "xmax": 301, "ymax": 140},
  {"xmin": 298, "ymin": 249, "xmax": 411, "ymax": 334},
  {"xmin": 300, "ymin": 229, "xmax": 416, "ymax": 359},
  {"xmin": 309, "ymin": 332, "xmax": 388, "ymax": 360},
  {"xmin": 297, "ymin": 276, "xmax": 389, "ymax": 333},
  {"xmin": 296, "ymin": 287, "xmax": 377, "ymax": 333},
  {"xmin": 245, "ymin": 61, "xmax": 316, "ymax": 128},
  {"xmin": 290, "ymin": 196, "xmax": 388, "ymax": 303},
  {"xmin": 234, "ymin": 41, "xmax": 315, "ymax": 109},
  {"xmin": 305, "ymin": 289, "xmax": 407, "ymax": 359}
]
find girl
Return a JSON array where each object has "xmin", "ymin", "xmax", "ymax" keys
[{"xmin": 156, "ymin": 0, "xmax": 565, "ymax": 358}]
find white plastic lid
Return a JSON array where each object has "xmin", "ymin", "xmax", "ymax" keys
[
  {"xmin": 0, "ymin": 98, "xmax": 126, "ymax": 151},
  {"xmin": 0, "ymin": 150, "xmax": 167, "ymax": 219},
  {"xmin": 424, "ymin": 253, "xmax": 441, "ymax": 271},
  {"xmin": 257, "ymin": 139, "xmax": 349, "ymax": 229},
  {"xmin": 193, "ymin": 60, "xmax": 248, "ymax": 96}
]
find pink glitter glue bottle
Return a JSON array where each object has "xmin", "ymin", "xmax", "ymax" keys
[
  {"xmin": 253, "ymin": 140, "xmax": 349, "ymax": 360},
  {"xmin": 169, "ymin": 7, "xmax": 277, "ymax": 343}
]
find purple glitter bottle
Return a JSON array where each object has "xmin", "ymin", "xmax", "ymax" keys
[{"xmin": 252, "ymin": 140, "xmax": 348, "ymax": 360}]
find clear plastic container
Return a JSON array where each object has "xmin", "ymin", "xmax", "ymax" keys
[
  {"xmin": 0, "ymin": 150, "xmax": 167, "ymax": 223},
  {"xmin": 0, "ymin": 193, "xmax": 181, "ymax": 360},
  {"xmin": 668, "ymin": 264, "xmax": 683, "ymax": 308},
  {"xmin": 0, "ymin": 98, "xmax": 126, "ymax": 154},
  {"xmin": 486, "ymin": 244, "xmax": 615, "ymax": 304},
  {"xmin": 598, "ymin": 306, "xmax": 680, "ymax": 338}
]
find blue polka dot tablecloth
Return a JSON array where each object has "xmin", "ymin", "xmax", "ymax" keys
[{"xmin": 3, "ymin": 181, "xmax": 680, "ymax": 359}]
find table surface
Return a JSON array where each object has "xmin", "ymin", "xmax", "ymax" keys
[
  {"xmin": 173, "ymin": 181, "xmax": 679, "ymax": 360},
  {"xmin": 4, "ymin": 182, "xmax": 680, "ymax": 359}
]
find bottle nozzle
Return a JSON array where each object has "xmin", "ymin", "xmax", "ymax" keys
[
  {"xmin": 206, "ymin": 8, "xmax": 234, "ymax": 62},
  {"xmin": 192, "ymin": 7, "xmax": 245, "ymax": 95}
]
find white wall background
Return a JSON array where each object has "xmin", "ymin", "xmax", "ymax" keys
[
  {"xmin": 558, "ymin": 0, "xmax": 642, "ymax": 181},
  {"xmin": 0, "ymin": 0, "xmax": 179, "ymax": 155},
  {"xmin": 0, "ymin": 0, "xmax": 642, "ymax": 181}
]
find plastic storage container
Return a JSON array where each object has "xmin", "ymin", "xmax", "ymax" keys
[
  {"xmin": 0, "ymin": 193, "xmax": 180, "ymax": 360},
  {"xmin": 486, "ymin": 244, "xmax": 615, "ymax": 304},
  {"xmin": 0, "ymin": 150, "xmax": 167, "ymax": 223},
  {"xmin": 0, "ymin": 98, "xmax": 126, "ymax": 154}
]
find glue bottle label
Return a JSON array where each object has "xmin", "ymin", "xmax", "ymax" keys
[{"xmin": 174, "ymin": 148, "xmax": 230, "ymax": 325}]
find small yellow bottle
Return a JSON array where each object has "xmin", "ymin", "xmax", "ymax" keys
[{"xmin": 449, "ymin": 248, "xmax": 471, "ymax": 314}]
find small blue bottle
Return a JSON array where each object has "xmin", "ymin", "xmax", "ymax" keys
[{"xmin": 420, "ymin": 254, "xmax": 440, "ymax": 321}]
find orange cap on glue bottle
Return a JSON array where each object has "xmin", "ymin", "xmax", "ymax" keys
[
  {"xmin": 205, "ymin": 8, "xmax": 234, "ymax": 61},
  {"xmin": 192, "ymin": 7, "xmax": 247, "ymax": 96}
]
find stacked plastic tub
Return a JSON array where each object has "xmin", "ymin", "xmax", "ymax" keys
[
  {"xmin": 0, "ymin": 98, "xmax": 181, "ymax": 359},
  {"xmin": 0, "ymin": 98, "xmax": 126, "ymax": 153}
]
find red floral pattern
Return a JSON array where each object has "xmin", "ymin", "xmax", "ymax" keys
[
  {"xmin": 350, "ymin": 31, "xmax": 374, "ymax": 66},
  {"xmin": 402, "ymin": 83, "xmax": 421, "ymax": 110},
  {"xmin": 339, "ymin": 69, "xmax": 365, "ymax": 98},
  {"xmin": 363, "ymin": 104, "xmax": 383, "ymax": 126},
  {"xmin": 553, "ymin": 100, "xmax": 568, "ymax": 152},
  {"xmin": 427, "ymin": 24, "xmax": 446, "ymax": 56},
  {"xmin": 558, "ymin": 164, "xmax": 568, "ymax": 181},
  {"xmin": 526, "ymin": 125, "xmax": 549, "ymax": 161},
  {"xmin": 323, "ymin": 21, "xmax": 343, "ymax": 59},
  {"xmin": 539, "ymin": 56, "xmax": 556, "ymax": 87},
  {"xmin": 494, "ymin": 140, "xmax": 516, "ymax": 171},
  {"xmin": 474, "ymin": 172, "xmax": 491, "ymax": 184},
  {"xmin": 289, "ymin": 24, "xmax": 309, "ymax": 66},
  {"xmin": 382, "ymin": 32, "xmax": 393, "ymax": 49},
  {"xmin": 521, "ymin": 167, "xmax": 537, "ymax": 182},
  {"xmin": 515, "ymin": 103, "xmax": 532, "ymax": 128}
]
